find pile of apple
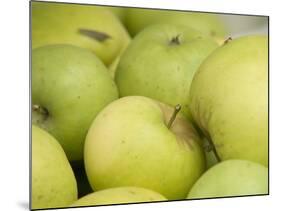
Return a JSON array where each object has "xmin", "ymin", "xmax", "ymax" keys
[{"xmin": 31, "ymin": 2, "xmax": 268, "ymax": 210}]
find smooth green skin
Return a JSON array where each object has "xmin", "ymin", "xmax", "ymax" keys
[
  {"xmin": 32, "ymin": 45, "xmax": 118, "ymax": 161},
  {"xmin": 187, "ymin": 160, "xmax": 268, "ymax": 199},
  {"xmin": 32, "ymin": 2, "xmax": 130, "ymax": 66},
  {"xmin": 189, "ymin": 36, "xmax": 268, "ymax": 166},
  {"xmin": 103, "ymin": 6, "xmax": 126, "ymax": 22},
  {"xmin": 32, "ymin": 125, "xmax": 77, "ymax": 209},
  {"xmin": 115, "ymin": 24, "xmax": 218, "ymax": 118},
  {"xmin": 84, "ymin": 96, "xmax": 205, "ymax": 200},
  {"xmin": 124, "ymin": 8, "xmax": 227, "ymax": 39},
  {"xmin": 71, "ymin": 187, "xmax": 167, "ymax": 206}
]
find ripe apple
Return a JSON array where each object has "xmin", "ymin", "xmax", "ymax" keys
[
  {"xmin": 124, "ymin": 8, "xmax": 227, "ymax": 40},
  {"xmin": 32, "ymin": 45, "xmax": 118, "ymax": 161},
  {"xmin": 189, "ymin": 35, "xmax": 268, "ymax": 166},
  {"xmin": 84, "ymin": 96, "xmax": 205, "ymax": 200},
  {"xmin": 31, "ymin": 1, "xmax": 130, "ymax": 66},
  {"xmin": 71, "ymin": 187, "xmax": 167, "ymax": 207},
  {"xmin": 32, "ymin": 125, "xmax": 77, "ymax": 209},
  {"xmin": 187, "ymin": 159, "xmax": 268, "ymax": 199},
  {"xmin": 115, "ymin": 24, "xmax": 218, "ymax": 118},
  {"xmin": 101, "ymin": 6, "xmax": 126, "ymax": 22}
]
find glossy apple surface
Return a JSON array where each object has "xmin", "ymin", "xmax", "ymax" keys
[
  {"xmin": 84, "ymin": 96, "xmax": 205, "ymax": 200},
  {"xmin": 32, "ymin": 125, "xmax": 77, "ymax": 209},
  {"xmin": 32, "ymin": 45, "xmax": 118, "ymax": 161},
  {"xmin": 115, "ymin": 24, "xmax": 218, "ymax": 118},
  {"xmin": 124, "ymin": 8, "xmax": 227, "ymax": 40},
  {"xmin": 189, "ymin": 36, "xmax": 268, "ymax": 166},
  {"xmin": 187, "ymin": 160, "xmax": 268, "ymax": 199},
  {"xmin": 32, "ymin": 1, "xmax": 130, "ymax": 66},
  {"xmin": 71, "ymin": 187, "xmax": 166, "ymax": 206}
]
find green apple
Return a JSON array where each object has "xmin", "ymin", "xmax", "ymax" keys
[
  {"xmin": 32, "ymin": 45, "xmax": 118, "ymax": 161},
  {"xmin": 187, "ymin": 159, "xmax": 268, "ymax": 199},
  {"xmin": 124, "ymin": 8, "xmax": 227, "ymax": 40},
  {"xmin": 71, "ymin": 187, "xmax": 167, "ymax": 206},
  {"xmin": 101, "ymin": 6, "xmax": 126, "ymax": 22},
  {"xmin": 32, "ymin": 125, "xmax": 77, "ymax": 209},
  {"xmin": 32, "ymin": 1, "xmax": 130, "ymax": 66},
  {"xmin": 84, "ymin": 96, "xmax": 205, "ymax": 200},
  {"xmin": 189, "ymin": 35, "xmax": 268, "ymax": 166},
  {"xmin": 115, "ymin": 24, "xmax": 218, "ymax": 118}
]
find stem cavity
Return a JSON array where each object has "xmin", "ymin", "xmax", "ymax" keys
[
  {"xmin": 170, "ymin": 35, "xmax": 181, "ymax": 45},
  {"xmin": 32, "ymin": 104, "xmax": 49, "ymax": 121}
]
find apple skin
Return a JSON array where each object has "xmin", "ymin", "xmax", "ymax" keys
[
  {"xmin": 187, "ymin": 160, "xmax": 268, "ymax": 199},
  {"xmin": 115, "ymin": 24, "xmax": 218, "ymax": 118},
  {"xmin": 32, "ymin": 125, "xmax": 77, "ymax": 209},
  {"xmin": 124, "ymin": 8, "xmax": 227, "ymax": 39},
  {"xmin": 189, "ymin": 36, "xmax": 268, "ymax": 166},
  {"xmin": 102, "ymin": 6, "xmax": 126, "ymax": 22},
  {"xmin": 32, "ymin": 1, "xmax": 130, "ymax": 66},
  {"xmin": 71, "ymin": 187, "xmax": 166, "ymax": 206},
  {"xmin": 84, "ymin": 96, "xmax": 205, "ymax": 200},
  {"xmin": 32, "ymin": 45, "xmax": 118, "ymax": 161}
]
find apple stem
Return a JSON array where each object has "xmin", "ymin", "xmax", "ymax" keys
[
  {"xmin": 224, "ymin": 37, "xmax": 232, "ymax": 45},
  {"xmin": 167, "ymin": 104, "xmax": 181, "ymax": 129}
]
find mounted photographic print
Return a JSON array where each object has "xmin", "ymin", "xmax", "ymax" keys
[{"xmin": 30, "ymin": 0, "xmax": 269, "ymax": 210}]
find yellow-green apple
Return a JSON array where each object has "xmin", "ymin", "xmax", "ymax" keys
[
  {"xmin": 32, "ymin": 125, "xmax": 77, "ymax": 209},
  {"xmin": 115, "ymin": 24, "xmax": 218, "ymax": 118},
  {"xmin": 71, "ymin": 187, "xmax": 166, "ymax": 207},
  {"xmin": 101, "ymin": 6, "xmax": 126, "ymax": 22},
  {"xmin": 84, "ymin": 96, "xmax": 205, "ymax": 200},
  {"xmin": 124, "ymin": 8, "xmax": 227, "ymax": 41},
  {"xmin": 187, "ymin": 159, "xmax": 268, "ymax": 199},
  {"xmin": 32, "ymin": 45, "xmax": 118, "ymax": 161},
  {"xmin": 31, "ymin": 1, "xmax": 130, "ymax": 66},
  {"xmin": 189, "ymin": 35, "xmax": 268, "ymax": 166}
]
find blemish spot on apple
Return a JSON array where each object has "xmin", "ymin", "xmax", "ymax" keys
[
  {"xmin": 78, "ymin": 28, "xmax": 111, "ymax": 42},
  {"xmin": 210, "ymin": 30, "xmax": 216, "ymax": 37},
  {"xmin": 129, "ymin": 190, "xmax": 136, "ymax": 195}
]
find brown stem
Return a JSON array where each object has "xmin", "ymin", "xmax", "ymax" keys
[
  {"xmin": 167, "ymin": 104, "xmax": 181, "ymax": 129},
  {"xmin": 224, "ymin": 37, "xmax": 233, "ymax": 45}
]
